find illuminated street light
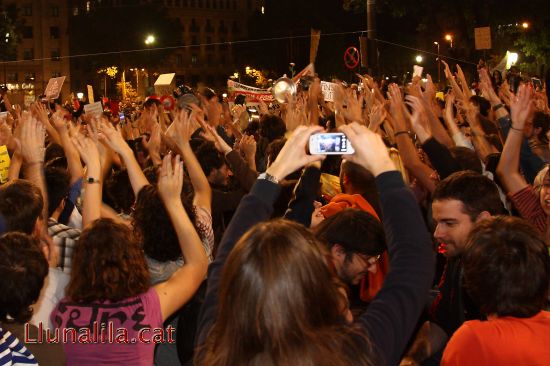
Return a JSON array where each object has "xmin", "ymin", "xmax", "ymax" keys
[
  {"xmin": 445, "ymin": 34, "xmax": 454, "ymax": 48},
  {"xmin": 76, "ymin": 92, "xmax": 84, "ymax": 100},
  {"xmin": 522, "ymin": 22, "xmax": 529, "ymax": 29},
  {"xmin": 415, "ymin": 55, "xmax": 423, "ymax": 64},
  {"xmin": 144, "ymin": 35, "xmax": 155, "ymax": 45}
]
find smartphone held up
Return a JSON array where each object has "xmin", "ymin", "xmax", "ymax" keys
[{"xmin": 309, "ymin": 133, "xmax": 354, "ymax": 155}]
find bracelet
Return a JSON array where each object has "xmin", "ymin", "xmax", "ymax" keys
[
  {"xmin": 258, "ymin": 172, "xmax": 279, "ymax": 184},
  {"xmin": 509, "ymin": 125, "xmax": 523, "ymax": 132},
  {"xmin": 86, "ymin": 177, "xmax": 101, "ymax": 184},
  {"xmin": 492, "ymin": 103, "xmax": 504, "ymax": 111},
  {"xmin": 394, "ymin": 130, "xmax": 411, "ymax": 138}
]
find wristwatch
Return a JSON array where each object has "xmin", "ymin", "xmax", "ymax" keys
[
  {"xmin": 86, "ymin": 177, "xmax": 101, "ymax": 184},
  {"xmin": 258, "ymin": 172, "xmax": 279, "ymax": 184}
]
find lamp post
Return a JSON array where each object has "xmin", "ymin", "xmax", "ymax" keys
[
  {"xmin": 144, "ymin": 35, "xmax": 155, "ymax": 87},
  {"xmin": 445, "ymin": 34, "xmax": 453, "ymax": 48},
  {"xmin": 434, "ymin": 41, "xmax": 440, "ymax": 83}
]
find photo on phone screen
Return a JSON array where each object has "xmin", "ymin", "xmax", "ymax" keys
[
  {"xmin": 119, "ymin": 112, "xmax": 125, "ymax": 120},
  {"xmin": 309, "ymin": 133, "xmax": 354, "ymax": 155}
]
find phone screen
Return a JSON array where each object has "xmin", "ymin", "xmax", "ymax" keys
[
  {"xmin": 310, "ymin": 133, "xmax": 354, "ymax": 155},
  {"xmin": 119, "ymin": 112, "xmax": 125, "ymax": 120}
]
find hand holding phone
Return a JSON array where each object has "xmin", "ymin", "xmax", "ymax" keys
[{"xmin": 309, "ymin": 132, "xmax": 355, "ymax": 155}]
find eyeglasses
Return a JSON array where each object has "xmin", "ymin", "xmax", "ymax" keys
[{"xmin": 356, "ymin": 254, "xmax": 381, "ymax": 267}]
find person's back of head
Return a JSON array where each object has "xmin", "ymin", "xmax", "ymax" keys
[
  {"xmin": 45, "ymin": 166, "xmax": 71, "ymax": 218},
  {"xmin": 340, "ymin": 160, "xmax": 381, "ymax": 216},
  {"xmin": 199, "ymin": 218, "xmax": 377, "ymax": 366},
  {"xmin": 449, "ymin": 147, "xmax": 483, "ymax": 174},
  {"xmin": 259, "ymin": 114, "xmax": 286, "ymax": 142},
  {"xmin": 314, "ymin": 208, "xmax": 386, "ymax": 257},
  {"xmin": 432, "ymin": 171, "xmax": 506, "ymax": 221},
  {"xmin": 0, "ymin": 232, "xmax": 48, "ymax": 323},
  {"xmin": 533, "ymin": 111, "xmax": 550, "ymax": 144},
  {"xmin": 67, "ymin": 218, "xmax": 150, "ymax": 302},
  {"xmin": 0, "ymin": 180, "xmax": 43, "ymax": 234},
  {"xmin": 463, "ymin": 216, "xmax": 549, "ymax": 318},
  {"xmin": 133, "ymin": 184, "xmax": 195, "ymax": 262},
  {"xmin": 469, "ymin": 95, "xmax": 490, "ymax": 118},
  {"xmin": 265, "ymin": 138, "xmax": 287, "ymax": 168},
  {"xmin": 105, "ymin": 169, "xmax": 135, "ymax": 215},
  {"xmin": 195, "ymin": 141, "xmax": 225, "ymax": 178}
]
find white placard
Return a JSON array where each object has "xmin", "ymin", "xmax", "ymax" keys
[
  {"xmin": 83, "ymin": 101, "xmax": 103, "ymax": 117},
  {"xmin": 413, "ymin": 65, "xmax": 423, "ymax": 78},
  {"xmin": 44, "ymin": 76, "xmax": 66, "ymax": 100},
  {"xmin": 321, "ymin": 81, "xmax": 337, "ymax": 102}
]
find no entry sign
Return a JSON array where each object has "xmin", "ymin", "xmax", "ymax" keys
[{"xmin": 344, "ymin": 47, "xmax": 360, "ymax": 70}]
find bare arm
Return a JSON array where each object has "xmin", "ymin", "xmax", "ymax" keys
[
  {"xmin": 154, "ymin": 154, "xmax": 208, "ymax": 321},
  {"xmin": 51, "ymin": 114, "xmax": 84, "ymax": 184}
]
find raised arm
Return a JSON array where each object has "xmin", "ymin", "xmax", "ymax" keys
[
  {"xmin": 154, "ymin": 154, "xmax": 209, "ymax": 322},
  {"xmin": 339, "ymin": 122, "xmax": 435, "ymax": 366},
  {"xmin": 172, "ymin": 111, "xmax": 212, "ymax": 210},
  {"xmin": 51, "ymin": 113, "xmax": 84, "ymax": 184},
  {"xmin": 99, "ymin": 120, "xmax": 149, "ymax": 196},
  {"xmin": 496, "ymin": 84, "xmax": 534, "ymax": 194}
]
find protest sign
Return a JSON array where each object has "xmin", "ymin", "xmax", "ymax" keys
[
  {"xmin": 84, "ymin": 101, "xmax": 103, "ymax": 117},
  {"xmin": 44, "ymin": 76, "xmax": 66, "ymax": 100}
]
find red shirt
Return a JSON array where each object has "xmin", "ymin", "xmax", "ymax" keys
[{"xmin": 442, "ymin": 311, "xmax": 550, "ymax": 365}]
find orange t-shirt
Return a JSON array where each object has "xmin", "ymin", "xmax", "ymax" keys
[{"xmin": 442, "ymin": 311, "xmax": 550, "ymax": 365}]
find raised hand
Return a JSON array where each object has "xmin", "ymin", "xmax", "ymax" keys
[
  {"xmin": 158, "ymin": 154, "xmax": 183, "ymax": 204},
  {"xmin": 238, "ymin": 134, "xmax": 257, "ymax": 161},
  {"xmin": 368, "ymin": 102, "xmax": 387, "ymax": 132},
  {"xmin": 339, "ymin": 122, "xmax": 395, "ymax": 176},
  {"xmin": 71, "ymin": 133, "xmax": 100, "ymax": 169},
  {"xmin": 405, "ymin": 95, "xmax": 431, "ymax": 142},
  {"xmin": 20, "ymin": 114, "xmax": 46, "ymax": 164},
  {"xmin": 510, "ymin": 84, "xmax": 535, "ymax": 130},
  {"xmin": 266, "ymin": 125, "xmax": 325, "ymax": 182},
  {"xmin": 98, "ymin": 120, "xmax": 131, "ymax": 155}
]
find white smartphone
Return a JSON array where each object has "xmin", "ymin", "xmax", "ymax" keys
[{"xmin": 309, "ymin": 133, "xmax": 355, "ymax": 155}]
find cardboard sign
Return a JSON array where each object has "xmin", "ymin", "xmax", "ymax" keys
[
  {"xmin": 44, "ymin": 76, "xmax": 66, "ymax": 100},
  {"xmin": 154, "ymin": 73, "xmax": 175, "ymax": 97},
  {"xmin": 87, "ymin": 85, "xmax": 94, "ymax": 103},
  {"xmin": 413, "ymin": 65, "xmax": 423, "ymax": 78},
  {"xmin": 320, "ymin": 81, "xmax": 337, "ymax": 102},
  {"xmin": 0, "ymin": 145, "xmax": 11, "ymax": 184},
  {"xmin": 83, "ymin": 101, "xmax": 103, "ymax": 117},
  {"xmin": 474, "ymin": 27, "xmax": 492, "ymax": 50}
]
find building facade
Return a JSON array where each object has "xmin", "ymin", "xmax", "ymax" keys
[{"xmin": 1, "ymin": 0, "xmax": 71, "ymax": 105}]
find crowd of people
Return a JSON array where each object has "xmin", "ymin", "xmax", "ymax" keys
[{"xmin": 0, "ymin": 61, "xmax": 549, "ymax": 366}]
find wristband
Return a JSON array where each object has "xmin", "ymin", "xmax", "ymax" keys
[
  {"xmin": 86, "ymin": 177, "xmax": 101, "ymax": 184},
  {"xmin": 492, "ymin": 103, "xmax": 504, "ymax": 111},
  {"xmin": 509, "ymin": 125, "xmax": 523, "ymax": 132},
  {"xmin": 394, "ymin": 130, "xmax": 411, "ymax": 138},
  {"xmin": 258, "ymin": 172, "xmax": 279, "ymax": 184}
]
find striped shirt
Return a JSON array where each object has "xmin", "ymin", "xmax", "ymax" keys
[
  {"xmin": 0, "ymin": 327, "xmax": 38, "ymax": 366},
  {"xmin": 509, "ymin": 185, "xmax": 547, "ymax": 235}
]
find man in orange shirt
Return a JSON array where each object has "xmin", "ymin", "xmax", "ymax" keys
[{"xmin": 442, "ymin": 216, "xmax": 550, "ymax": 365}]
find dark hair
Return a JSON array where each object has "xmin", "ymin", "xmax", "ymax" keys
[
  {"xmin": 45, "ymin": 166, "xmax": 71, "ymax": 217},
  {"xmin": 67, "ymin": 218, "xmax": 150, "ymax": 302},
  {"xmin": 133, "ymin": 185, "xmax": 196, "ymax": 262},
  {"xmin": 314, "ymin": 209, "xmax": 386, "ymax": 257},
  {"xmin": 259, "ymin": 114, "xmax": 286, "ymax": 142},
  {"xmin": 197, "ymin": 219, "xmax": 378, "ymax": 366},
  {"xmin": 533, "ymin": 111, "xmax": 550, "ymax": 144},
  {"xmin": 449, "ymin": 147, "xmax": 483, "ymax": 174},
  {"xmin": 196, "ymin": 141, "xmax": 225, "ymax": 177},
  {"xmin": 0, "ymin": 180, "xmax": 43, "ymax": 234},
  {"xmin": 469, "ymin": 95, "xmax": 490, "ymax": 117},
  {"xmin": 105, "ymin": 169, "xmax": 135, "ymax": 215},
  {"xmin": 432, "ymin": 171, "xmax": 506, "ymax": 221},
  {"xmin": 463, "ymin": 216, "xmax": 550, "ymax": 317},
  {"xmin": 144, "ymin": 98, "xmax": 161, "ymax": 109},
  {"xmin": 265, "ymin": 138, "xmax": 287, "ymax": 167},
  {"xmin": 340, "ymin": 160, "xmax": 381, "ymax": 217},
  {"xmin": 0, "ymin": 232, "xmax": 48, "ymax": 323},
  {"xmin": 45, "ymin": 143, "xmax": 65, "ymax": 164}
]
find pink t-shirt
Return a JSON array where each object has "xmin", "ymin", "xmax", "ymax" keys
[{"xmin": 50, "ymin": 288, "xmax": 163, "ymax": 365}]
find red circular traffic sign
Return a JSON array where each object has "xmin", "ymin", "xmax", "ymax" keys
[
  {"xmin": 160, "ymin": 95, "xmax": 175, "ymax": 110},
  {"xmin": 344, "ymin": 47, "xmax": 360, "ymax": 69}
]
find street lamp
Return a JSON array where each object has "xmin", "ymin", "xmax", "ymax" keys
[
  {"xmin": 144, "ymin": 35, "xmax": 156, "ymax": 87},
  {"xmin": 445, "ymin": 34, "xmax": 453, "ymax": 48},
  {"xmin": 415, "ymin": 55, "xmax": 423, "ymax": 64},
  {"xmin": 434, "ymin": 42, "xmax": 440, "ymax": 83},
  {"xmin": 144, "ymin": 35, "xmax": 155, "ymax": 45}
]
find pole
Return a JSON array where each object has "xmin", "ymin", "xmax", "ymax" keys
[
  {"xmin": 437, "ymin": 44, "xmax": 441, "ymax": 84},
  {"xmin": 366, "ymin": 0, "xmax": 377, "ymax": 76},
  {"xmin": 122, "ymin": 69, "xmax": 126, "ymax": 100}
]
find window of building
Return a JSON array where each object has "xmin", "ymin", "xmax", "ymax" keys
[
  {"xmin": 191, "ymin": 35, "xmax": 198, "ymax": 45},
  {"xmin": 23, "ymin": 48, "xmax": 34, "ymax": 60},
  {"xmin": 50, "ymin": 27, "xmax": 60, "ymax": 39},
  {"xmin": 22, "ymin": 26, "xmax": 33, "ymax": 39},
  {"xmin": 22, "ymin": 4, "xmax": 32, "ymax": 16},
  {"xmin": 205, "ymin": 19, "xmax": 213, "ymax": 33},
  {"xmin": 24, "ymin": 73, "xmax": 36, "ymax": 82},
  {"xmin": 206, "ymin": 36, "xmax": 211, "ymax": 44},
  {"xmin": 219, "ymin": 20, "xmax": 227, "ymax": 34},
  {"xmin": 51, "ymin": 6, "xmax": 59, "ymax": 17},
  {"xmin": 191, "ymin": 54, "xmax": 198, "ymax": 64},
  {"xmin": 51, "ymin": 49, "xmax": 61, "ymax": 61},
  {"xmin": 176, "ymin": 54, "xmax": 183, "ymax": 66},
  {"xmin": 52, "ymin": 72, "xmax": 62, "ymax": 78},
  {"xmin": 7, "ymin": 73, "xmax": 18, "ymax": 82},
  {"xmin": 190, "ymin": 18, "xmax": 199, "ymax": 32},
  {"xmin": 72, "ymin": 6, "xmax": 79, "ymax": 16},
  {"xmin": 232, "ymin": 20, "xmax": 240, "ymax": 34}
]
